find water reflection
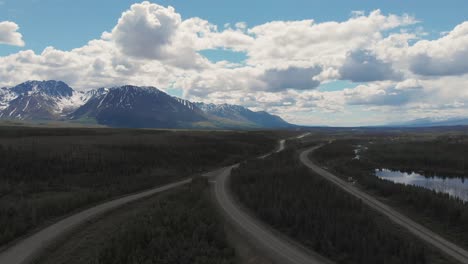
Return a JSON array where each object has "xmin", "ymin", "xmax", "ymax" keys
[
  {"xmin": 375, "ymin": 169, "xmax": 468, "ymax": 202},
  {"xmin": 353, "ymin": 145, "xmax": 367, "ymax": 160}
]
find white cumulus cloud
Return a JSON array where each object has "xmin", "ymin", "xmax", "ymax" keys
[
  {"xmin": 0, "ymin": 3, "xmax": 468, "ymax": 125},
  {"xmin": 0, "ymin": 21, "xmax": 25, "ymax": 47},
  {"xmin": 339, "ymin": 49, "xmax": 402, "ymax": 82},
  {"xmin": 409, "ymin": 22, "xmax": 468, "ymax": 76},
  {"xmin": 110, "ymin": 2, "xmax": 181, "ymax": 60}
]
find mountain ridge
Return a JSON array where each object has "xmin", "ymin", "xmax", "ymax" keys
[
  {"xmin": 385, "ymin": 117, "xmax": 468, "ymax": 127},
  {"xmin": 0, "ymin": 80, "xmax": 294, "ymax": 129},
  {"xmin": 195, "ymin": 102, "xmax": 291, "ymax": 128}
]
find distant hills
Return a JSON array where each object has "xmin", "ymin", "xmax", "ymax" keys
[
  {"xmin": 0, "ymin": 80, "xmax": 293, "ymax": 129},
  {"xmin": 385, "ymin": 117, "xmax": 468, "ymax": 128}
]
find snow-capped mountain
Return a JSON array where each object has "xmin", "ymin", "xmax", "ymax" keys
[
  {"xmin": 10, "ymin": 80, "xmax": 74, "ymax": 97},
  {"xmin": 0, "ymin": 81, "xmax": 88, "ymax": 120},
  {"xmin": 70, "ymin": 85, "xmax": 207, "ymax": 128},
  {"xmin": 0, "ymin": 80, "xmax": 293, "ymax": 129},
  {"xmin": 0, "ymin": 87, "xmax": 17, "ymax": 110},
  {"xmin": 195, "ymin": 102, "xmax": 292, "ymax": 128},
  {"xmin": 173, "ymin": 97, "xmax": 201, "ymax": 112}
]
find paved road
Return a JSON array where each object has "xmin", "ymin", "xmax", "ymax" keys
[
  {"xmin": 0, "ymin": 179, "xmax": 191, "ymax": 264},
  {"xmin": 300, "ymin": 146, "xmax": 468, "ymax": 264},
  {"xmin": 213, "ymin": 138, "xmax": 330, "ymax": 264}
]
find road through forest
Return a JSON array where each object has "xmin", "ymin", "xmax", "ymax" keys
[
  {"xmin": 0, "ymin": 179, "xmax": 191, "ymax": 264},
  {"xmin": 213, "ymin": 136, "xmax": 330, "ymax": 264},
  {"xmin": 300, "ymin": 146, "xmax": 468, "ymax": 264},
  {"xmin": 0, "ymin": 134, "xmax": 326, "ymax": 264}
]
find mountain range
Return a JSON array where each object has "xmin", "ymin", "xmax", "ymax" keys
[
  {"xmin": 385, "ymin": 117, "xmax": 468, "ymax": 127},
  {"xmin": 0, "ymin": 80, "xmax": 293, "ymax": 129}
]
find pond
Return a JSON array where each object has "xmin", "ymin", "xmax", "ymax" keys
[
  {"xmin": 353, "ymin": 145, "xmax": 367, "ymax": 160},
  {"xmin": 375, "ymin": 169, "xmax": 468, "ymax": 202}
]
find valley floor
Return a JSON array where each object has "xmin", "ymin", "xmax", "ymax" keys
[{"xmin": 4, "ymin": 126, "xmax": 468, "ymax": 264}]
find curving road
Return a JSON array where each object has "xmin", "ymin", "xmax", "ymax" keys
[
  {"xmin": 0, "ymin": 179, "xmax": 191, "ymax": 264},
  {"xmin": 300, "ymin": 146, "xmax": 468, "ymax": 264},
  {"xmin": 0, "ymin": 135, "xmax": 317, "ymax": 264},
  {"xmin": 276, "ymin": 139, "xmax": 286, "ymax": 153},
  {"xmin": 258, "ymin": 139, "xmax": 285, "ymax": 159},
  {"xmin": 213, "ymin": 138, "xmax": 330, "ymax": 264}
]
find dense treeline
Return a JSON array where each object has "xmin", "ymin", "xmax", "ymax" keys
[
  {"xmin": 365, "ymin": 137, "xmax": 468, "ymax": 177},
  {"xmin": 95, "ymin": 178, "xmax": 235, "ymax": 264},
  {"xmin": 312, "ymin": 140, "xmax": 468, "ymax": 249},
  {"xmin": 35, "ymin": 177, "xmax": 236, "ymax": 264},
  {"xmin": 0, "ymin": 127, "xmax": 277, "ymax": 246},
  {"xmin": 231, "ymin": 149, "xmax": 433, "ymax": 264}
]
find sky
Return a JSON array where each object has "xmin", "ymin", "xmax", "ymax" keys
[{"xmin": 0, "ymin": 0, "xmax": 468, "ymax": 126}]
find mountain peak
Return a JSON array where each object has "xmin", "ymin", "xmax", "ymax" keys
[
  {"xmin": 11, "ymin": 80, "xmax": 74, "ymax": 98},
  {"xmin": 70, "ymin": 84, "xmax": 207, "ymax": 128},
  {"xmin": 1, "ymin": 80, "xmax": 293, "ymax": 129},
  {"xmin": 108, "ymin": 85, "xmax": 163, "ymax": 94}
]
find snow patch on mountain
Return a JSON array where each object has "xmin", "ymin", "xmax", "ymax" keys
[
  {"xmin": 174, "ymin": 97, "xmax": 197, "ymax": 110},
  {"xmin": 55, "ymin": 91, "xmax": 89, "ymax": 114},
  {"xmin": 0, "ymin": 87, "xmax": 18, "ymax": 110},
  {"xmin": 0, "ymin": 81, "xmax": 293, "ymax": 128}
]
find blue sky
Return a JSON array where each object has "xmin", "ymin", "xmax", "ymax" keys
[{"xmin": 1, "ymin": 1, "xmax": 468, "ymax": 126}]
